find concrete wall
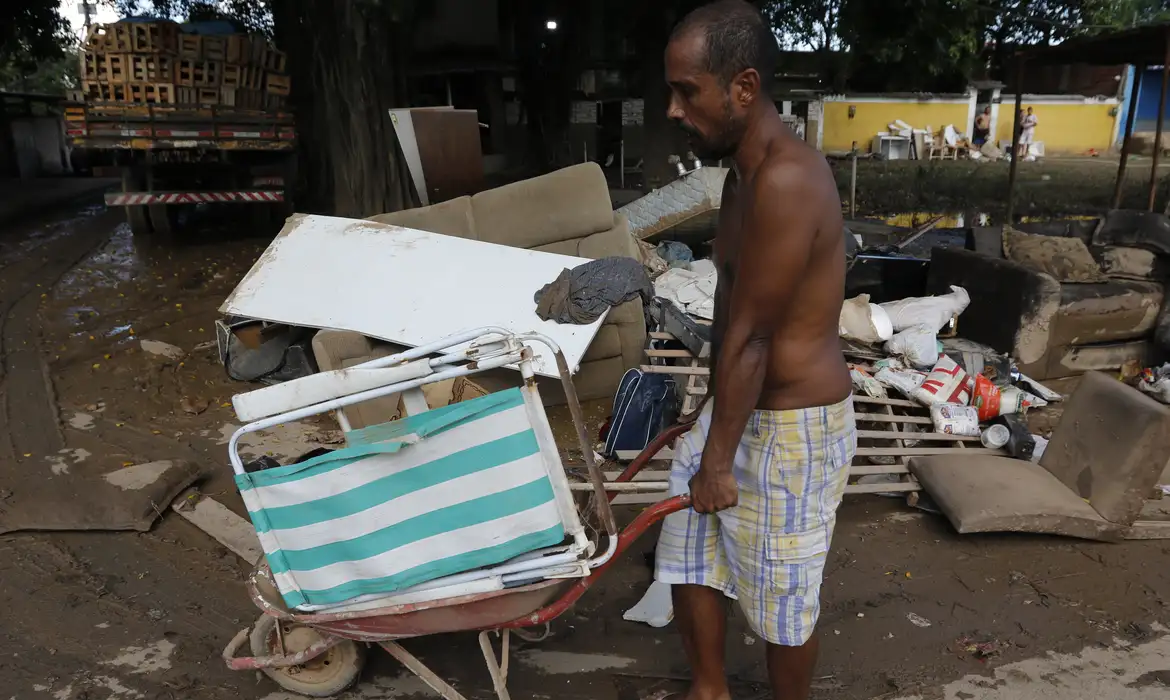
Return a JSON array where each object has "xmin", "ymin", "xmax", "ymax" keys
[
  {"xmin": 996, "ymin": 97, "xmax": 1119, "ymax": 154},
  {"xmin": 820, "ymin": 94, "xmax": 973, "ymax": 153}
]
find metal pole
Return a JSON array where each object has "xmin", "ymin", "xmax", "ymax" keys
[
  {"xmin": 1006, "ymin": 58, "xmax": 1025, "ymax": 225},
  {"xmin": 1150, "ymin": 35, "xmax": 1170, "ymax": 211},
  {"xmin": 620, "ymin": 139, "xmax": 625, "ymax": 188},
  {"xmin": 1114, "ymin": 64, "xmax": 1144, "ymax": 209},
  {"xmin": 849, "ymin": 151, "xmax": 858, "ymax": 219}
]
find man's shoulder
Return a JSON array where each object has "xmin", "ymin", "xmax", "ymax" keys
[{"xmin": 753, "ymin": 147, "xmax": 834, "ymax": 202}]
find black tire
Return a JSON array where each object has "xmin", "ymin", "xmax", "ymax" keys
[
  {"xmin": 121, "ymin": 167, "xmax": 152, "ymax": 236},
  {"xmin": 249, "ymin": 202, "xmax": 274, "ymax": 232},
  {"xmin": 148, "ymin": 204, "xmax": 179, "ymax": 244}
]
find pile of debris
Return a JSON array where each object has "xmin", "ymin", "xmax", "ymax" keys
[{"xmin": 841, "ymin": 286, "xmax": 1056, "ymax": 459}]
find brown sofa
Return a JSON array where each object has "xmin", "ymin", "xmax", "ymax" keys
[
  {"xmin": 928, "ymin": 246, "xmax": 1164, "ymax": 380},
  {"xmin": 311, "ymin": 163, "xmax": 646, "ymax": 422}
]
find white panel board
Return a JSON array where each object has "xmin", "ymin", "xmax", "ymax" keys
[{"xmin": 220, "ymin": 214, "xmax": 606, "ymax": 378}]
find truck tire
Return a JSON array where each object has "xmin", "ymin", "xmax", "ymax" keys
[
  {"xmin": 148, "ymin": 204, "xmax": 178, "ymax": 243},
  {"xmin": 120, "ymin": 168, "xmax": 152, "ymax": 237}
]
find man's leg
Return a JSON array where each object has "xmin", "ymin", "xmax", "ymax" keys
[
  {"xmin": 673, "ymin": 584, "xmax": 730, "ymax": 700},
  {"xmin": 765, "ymin": 637, "xmax": 819, "ymax": 700}
]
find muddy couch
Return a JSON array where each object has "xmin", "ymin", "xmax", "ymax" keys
[
  {"xmin": 311, "ymin": 163, "xmax": 646, "ymax": 421},
  {"xmin": 928, "ymin": 242, "xmax": 1164, "ymax": 381}
]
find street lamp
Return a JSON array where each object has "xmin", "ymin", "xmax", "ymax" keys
[{"xmin": 546, "ymin": 19, "xmax": 558, "ymax": 31}]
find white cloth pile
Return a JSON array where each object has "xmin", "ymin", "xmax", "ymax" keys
[{"xmin": 655, "ymin": 259, "xmax": 716, "ymax": 320}]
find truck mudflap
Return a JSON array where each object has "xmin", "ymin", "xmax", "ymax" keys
[{"xmin": 107, "ymin": 191, "xmax": 284, "ymax": 205}]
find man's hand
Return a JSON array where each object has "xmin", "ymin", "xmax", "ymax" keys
[{"xmin": 688, "ymin": 467, "xmax": 738, "ymax": 514}]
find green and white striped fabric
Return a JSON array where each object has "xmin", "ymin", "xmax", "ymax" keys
[{"xmin": 235, "ymin": 388, "xmax": 568, "ymax": 610}]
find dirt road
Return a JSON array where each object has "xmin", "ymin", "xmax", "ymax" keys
[{"xmin": 0, "ymin": 199, "xmax": 1167, "ymax": 699}]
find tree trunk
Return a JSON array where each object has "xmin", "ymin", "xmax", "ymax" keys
[
  {"xmin": 271, "ymin": 0, "xmax": 414, "ymax": 217},
  {"xmin": 639, "ymin": 6, "xmax": 692, "ymax": 192}
]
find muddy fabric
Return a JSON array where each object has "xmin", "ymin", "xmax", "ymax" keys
[
  {"xmin": 0, "ymin": 419, "xmax": 208, "ymax": 533},
  {"xmin": 534, "ymin": 256, "xmax": 651, "ymax": 325},
  {"xmin": 1003, "ymin": 227, "xmax": 1107, "ymax": 283},
  {"xmin": 1092, "ymin": 210, "xmax": 1170, "ymax": 254}
]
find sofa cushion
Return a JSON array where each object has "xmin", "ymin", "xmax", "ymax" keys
[
  {"xmin": 579, "ymin": 219, "xmax": 640, "ymax": 260},
  {"xmin": 1040, "ymin": 371, "xmax": 1170, "ymax": 525},
  {"xmin": 909, "ymin": 455, "xmax": 1122, "ymax": 541},
  {"xmin": 532, "ymin": 239, "xmax": 582, "ymax": 257},
  {"xmin": 1050, "ymin": 279, "xmax": 1163, "ymax": 346},
  {"xmin": 1003, "ymin": 227, "xmax": 1106, "ymax": 283},
  {"xmin": 582, "ymin": 324, "xmax": 623, "ymax": 362},
  {"xmin": 471, "ymin": 163, "xmax": 615, "ymax": 249},
  {"xmin": 366, "ymin": 196, "xmax": 476, "ymax": 239}
]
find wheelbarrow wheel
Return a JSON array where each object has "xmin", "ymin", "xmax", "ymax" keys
[{"xmin": 249, "ymin": 616, "xmax": 366, "ymax": 697}]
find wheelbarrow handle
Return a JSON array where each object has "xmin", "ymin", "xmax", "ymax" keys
[
  {"xmin": 502, "ymin": 493, "xmax": 692, "ymax": 629},
  {"xmin": 608, "ymin": 422, "xmax": 694, "ymax": 500}
]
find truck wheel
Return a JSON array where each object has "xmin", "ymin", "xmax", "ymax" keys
[
  {"xmin": 120, "ymin": 167, "xmax": 152, "ymax": 237},
  {"xmin": 148, "ymin": 204, "xmax": 178, "ymax": 243},
  {"xmin": 127, "ymin": 206, "xmax": 151, "ymax": 236}
]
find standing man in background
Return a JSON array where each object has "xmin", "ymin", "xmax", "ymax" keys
[
  {"xmin": 653, "ymin": 2, "xmax": 857, "ymax": 700},
  {"xmin": 1019, "ymin": 106, "xmax": 1039, "ymax": 158}
]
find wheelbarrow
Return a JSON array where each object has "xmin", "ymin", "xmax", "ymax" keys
[{"xmin": 220, "ymin": 328, "xmax": 692, "ymax": 698}]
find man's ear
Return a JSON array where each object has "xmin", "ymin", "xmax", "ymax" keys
[{"xmin": 732, "ymin": 68, "xmax": 761, "ymax": 108}]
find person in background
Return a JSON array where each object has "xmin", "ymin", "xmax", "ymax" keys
[
  {"xmin": 656, "ymin": 1, "xmax": 856, "ymax": 699},
  {"xmin": 973, "ymin": 106, "xmax": 991, "ymax": 146},
  {"xmin": 1019, "ymin": 107, "xmax": 1038, "ymax": 158}
]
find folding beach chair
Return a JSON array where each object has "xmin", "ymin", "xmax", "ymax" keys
[{"xmin": 226, "ymin": 328, "xmax": 617, "ymax": 614}]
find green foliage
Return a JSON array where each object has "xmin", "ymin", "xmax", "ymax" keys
[
  {"xmin": 1084, "ymin": 0, "xmax": 1170, "ymax": 27},
  {"xmin": 1, "ymin": 0, "xmax": 74, "ymax": 91}
]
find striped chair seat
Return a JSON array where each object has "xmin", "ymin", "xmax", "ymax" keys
[{"xmin": 236, "ymin": 387, "xmax": 583, "ymax": 610}]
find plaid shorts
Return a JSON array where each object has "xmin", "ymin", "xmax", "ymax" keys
[{"xmin": 655, "ymin": 397, "xmax": 856, "ymax": 646}]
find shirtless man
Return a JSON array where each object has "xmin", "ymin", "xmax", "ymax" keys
[{"xmin": 653, "ymin": 3, "xmax": 856, "ymax": 700}]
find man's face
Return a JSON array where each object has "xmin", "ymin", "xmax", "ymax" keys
[{"xmin": 665, "ymin": 31, "xmax": 748, "ymax": 161}]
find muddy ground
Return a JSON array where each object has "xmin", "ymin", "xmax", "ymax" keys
[{"xmin": 0, "ymin": 185, "xmax": 1168, "ymax": 700}]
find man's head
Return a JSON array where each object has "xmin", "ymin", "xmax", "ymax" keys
[
  {"xmin": 1027, "ymin": 107, "xmax": 1034, "ymax": 114},
  {"xmin": 665, "ymin": 0, "xmax": 779, "ymax": 160},
  {"xmin": 983, "ymin": 106, "xmax": 991, "ymax": 114}
]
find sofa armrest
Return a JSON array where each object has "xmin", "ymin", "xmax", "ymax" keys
[
  {"xmin": 311, "ymin": 329, "xmax": 378, "ymax": 372},
  {"xmin": 579, "ymin": 214, "xmax": 641, "ymax": 260},
  {"xmin": 926, "ymin": 248, "xmax": 1061, "ymax": 370},
  {"xmin": 310, "ymin": 329, "xmax": 408, "ymax": 429},
  {"xmin": 609, "ymin": 297, "xmax": 647, "ymax": 372}
]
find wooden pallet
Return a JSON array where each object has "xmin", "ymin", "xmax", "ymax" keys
[
  {"xmin": 80, "ymin": 52, "xmax": 102, "ymax": 82},
  {"xmin": 265, "ymin": 73, "xmax": 290, "ymax": 96},
  {"xmin": 645, "ymin": 329, "xmax": 710, "ymax": 416},
  {"xmin": 178, "ymin": 34, "xmax": 202, "ymax": 60},
  {"xmin": 227, "ymin": 36, "xmax": 252, "ymax": 65},
  {"xmin": 130, "ymin": 55, "xmax": 175, "ymax": 83},
  {"xmin": 203, "ymin": 36, "xmax": 228, "ymax": 62},
  {"xmin": 131, "ymin": 22, "xmax": 178, "ymax": 54},
  {"xmin": 104, "ymin": 54, "xmax": 129, "ymax": 83},
  {"xmin": 264, "ymin": 49, "xmax": 288, "ymax": 73},
  {"xmin": 636, "ymin": 347, "xmax": 1001, "ymax": 496},
  {"xmin": 127, "ymin": 83, "xmax": 175, "ymax": 105},
  {"xmin": 87, "ymin": 24, "xmax": 132, "ymax": 52},
  {"xmin": 177, "ymin": 60, "xmax": 222, "ymax": 88}
]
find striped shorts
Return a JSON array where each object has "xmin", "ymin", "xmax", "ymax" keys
[{"xmin": 655, "ymin": 397, "xmax": 856, "ymax": 646}]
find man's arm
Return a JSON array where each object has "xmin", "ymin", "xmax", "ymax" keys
[{"xmin": 690, "ymin": 165, "xmax": 819, "ymax": 513}]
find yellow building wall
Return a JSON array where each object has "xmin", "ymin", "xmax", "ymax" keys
[
  {"xmin": 822, "ymin": 101, "xmax": 970, "ymax": 153},
  {"xmin": 994, "ymin": 102, "xmax": 1116, "ymax": 154}
]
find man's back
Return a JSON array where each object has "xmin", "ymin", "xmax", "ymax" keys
[{"xmin": 714, "ymin": 129, "xmax": 850, "ymax": 412}]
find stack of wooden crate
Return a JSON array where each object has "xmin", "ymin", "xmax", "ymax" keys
[{"xmin": 80, "ymin": 21, "xmax": 290, "ymax": 109}]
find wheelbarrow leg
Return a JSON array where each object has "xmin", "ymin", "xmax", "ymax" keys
[
  {"xmin": 380, "ymin": 640, "xmax": 468, "ymax": 700},
  {"xmin": 478, "ymin": 629, "xmax": 512, "ymax": 700}
]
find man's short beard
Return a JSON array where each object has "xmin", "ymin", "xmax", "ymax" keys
[{"xmin": 692, "ymin": 97, "xmax": 743, "ymax": 161}]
